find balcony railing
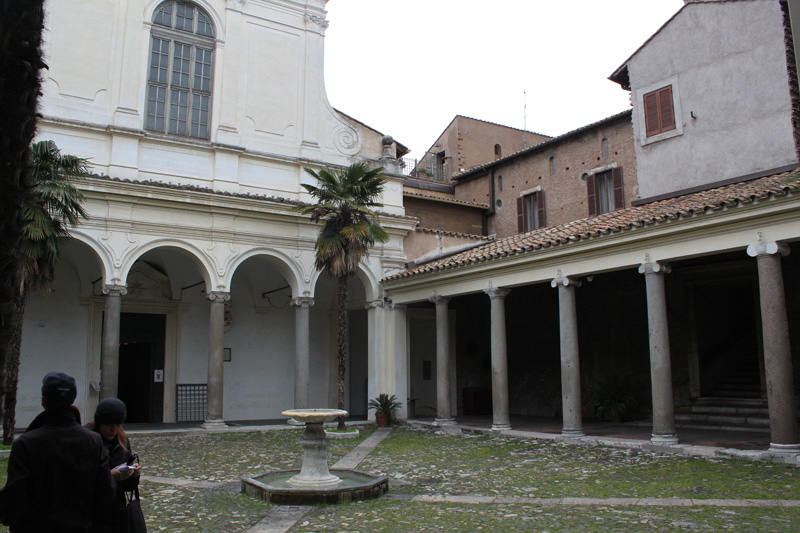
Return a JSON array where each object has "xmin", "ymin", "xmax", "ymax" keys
[{"xmin": 400, "ymin": 155, "xmax": 447, "ymax": 182}]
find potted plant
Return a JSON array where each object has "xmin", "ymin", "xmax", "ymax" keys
[
  {"xmin": 588, "ymin": 375, "xmax": 640, "ymax": 423},
  {"xmin": 368, "ymin": 393, "xmax": 402, "ymax": 427}
]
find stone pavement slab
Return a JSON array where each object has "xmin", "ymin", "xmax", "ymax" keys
[
  {"xmin": 330, "ymin": 427, "xmax": 391, "ymax": 470},
  {"xmin": 246, "ymin": 506, "xmax": 311, "ymax": 533}
]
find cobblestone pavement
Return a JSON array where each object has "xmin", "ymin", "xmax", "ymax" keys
[{"xmin": 2, "ymin": 422, "xmax": 799, "ymax": 532}]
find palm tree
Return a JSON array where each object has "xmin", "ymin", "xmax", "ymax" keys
[
  {"xmin": 295, "ymin": 163, "xmax": 389, "ymax": 429},
  {"xmin": 0, "ymin": 0, "xmax": 48, "ymax": 443},
  {"xmin": 2, "ymin": 140, "xmax": 90, "ymax": 443}
]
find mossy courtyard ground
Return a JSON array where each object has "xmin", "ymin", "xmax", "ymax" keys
[{"xmin": 1, "ymin": 425, "xmax": 798, "ymax": 531}]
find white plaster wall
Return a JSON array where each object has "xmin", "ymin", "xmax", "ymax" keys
[
  {"xmin": 223, "ymin": 280, "xmax": 296, "ymax": 420},
  {"xmin": 19, "ymin": 264, "xmax": 93, "ymax": 426},
  {"xmin": 628, "ymin": 0, "xmax": 798, "ymax": 198},
  {"xmin": 38, "ymin": 0, "xmax": 398, "ymax": 205}
]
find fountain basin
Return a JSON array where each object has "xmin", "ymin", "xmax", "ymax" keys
[
  {"xmin": 241, "ymin": 469, "xmax": 388, "ymax": 505},
  {"xmin": 281, "ymin": 408, "xmax": 347, "ymax": 424}
]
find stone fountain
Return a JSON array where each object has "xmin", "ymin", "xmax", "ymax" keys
[{"xmin": 241, "ymin": 408, "xmax": 388, "ymax": 504}]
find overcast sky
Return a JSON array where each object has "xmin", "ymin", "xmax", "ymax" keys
[{"xmin": 324, "ymin": 0, "xmax": 685, "ymax": 160}]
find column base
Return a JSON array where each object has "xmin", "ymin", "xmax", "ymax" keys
[
  {"xmin": 433, "ymin": 418, "xmax": 456, "ymax": 426},
  {"xmin": 561, "ymin": 429, "xmax": 585, "ymax": 438},
  {"xmin": 491, "ymin": 423, "xmax": 512, "ymax": 432},
  {"xmin": 651, "ymin": 433, "xmax": 679, "ymax": 445},
  {"xmin": 769, "ymin": 442, "xmax": 800, "ymax": 455},
  {"xmin": 202, "ymin": 419, "xmax": 228, "ymax": 430}
]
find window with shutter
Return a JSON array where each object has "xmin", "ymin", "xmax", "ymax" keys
[
  {"xmin": 587, "ymin": 168, "xmax": 624, "ymax": 216},
  {"xmin": 517, "ymin": 191, "xmax": 546, "ymax": 233},
  {"xmin": 643, "ymin": 85, "xmax": 675, "ymax": 137}
]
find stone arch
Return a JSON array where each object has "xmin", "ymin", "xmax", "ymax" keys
[
  {"xmin": 308, "ymin": 261, "xmax": 381, "ymax": 303},
  {"xmin": 226, "ymin": 248, "xmax": 304, "ymax": 298},
  {"xmin": 121, "ymin": 239, "xmax": 215, "ymax": 292},
  {"xmin": 67, "ymin": 229, "xmax": 115, "ymax": 286}
]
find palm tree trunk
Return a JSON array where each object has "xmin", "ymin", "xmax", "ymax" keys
[
  {"xmin": 336, "ymin": 275, "xmax": 348, "ymax": 430},
  {"xmin": 2, "ymin": 294, "xmax": 25, "ymax": 444},
  {"xmin": 0, "ymin": 0, "xmax": 47, "ymax": 442}
]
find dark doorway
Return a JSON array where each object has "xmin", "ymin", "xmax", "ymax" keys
[
  {"xmin": 118, "ymin": 313, "xmax": 166, "ymax": 423},
  {"xmin": 694, "ymin": 281, "xmax": 761, "ymax": 398}
]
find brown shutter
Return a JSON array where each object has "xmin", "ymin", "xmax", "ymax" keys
[
  {"xmin": 587, "ymin": 175, "xmax": 598, "ymax": 217},
  {"xmin": 658, "ymin": 86, "xmax": 675, "ymax": 132},
  {"xmin": 517, "ymin": 196, "xmax": 525, "ymax": 233},
  {"xmin": 644, "ymin": 91, "xmax": 660, "ymax": 137},
  {"xmin": 612, "ymin": 167, "xmax": 624, "ymax": 210},
  {"xmin": 537, "ymin": 191, "xmax": 546, "ymax": 228}
]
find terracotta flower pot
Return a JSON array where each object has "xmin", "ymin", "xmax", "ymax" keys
[{"xmin": 375, "ymin": 413, "xmax": 391, "ymax": 427}]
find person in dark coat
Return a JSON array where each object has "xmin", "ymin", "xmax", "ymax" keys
[
  {"xmin": 0, "ymin": 372, "xmax": 116, "ymax": 532},
  {"xmin": 86, "ymin": 397, "xmax": 141, "ymax": 533}
]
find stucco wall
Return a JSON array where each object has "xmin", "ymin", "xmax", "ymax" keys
[{"xmin": 628, "ymin": 0, "xmax": 798, "ymax": 198}]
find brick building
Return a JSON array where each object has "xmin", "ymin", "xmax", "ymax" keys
[{"xmin": 452, "ymin": 111, "xmax": 636, "ymax": 239}]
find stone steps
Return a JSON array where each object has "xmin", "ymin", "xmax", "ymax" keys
[{"xmin": 674, "ymin": 398, "xmax": 771, "ymax": 432}]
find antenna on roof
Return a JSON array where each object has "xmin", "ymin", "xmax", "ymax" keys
[{"xmin": 523, "ymin": 89, "xmax": 528, "ymax": 147}]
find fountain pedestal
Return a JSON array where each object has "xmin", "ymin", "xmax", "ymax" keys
[
  {"xmin": 241, "ymin": 408, "xmax": 389, "ymax": 505},
  {"xmin": 282, "ymin": 409, "xmax": 346, "ymax": 487}
]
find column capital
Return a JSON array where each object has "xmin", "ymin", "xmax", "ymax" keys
[
  {"xmin": 102, "ymin": 284, "xmax": 127, "ymax": 296},
  {"xmin": 292, "ymin": 297, "xmax": 315, "ymax": 309},
  {"xmin": 638, "ymin": 261, "xmax": 671, "ymax": 275},
  {"xmin": 428, "ymin": 294, "xmax": 451, "ymax": 306},
  {"xmin": 207, "ymin": 291, "xmax": 231, "ymax": 302},
  {"xmin": 747, "ymin": 241, "xmax": 790, "ymax": 258},
  {"xmin": 484, "ymin": 287, "xmax": 510, "ymax": 299},
  {"xmin": 365, "ymin": 299, "xmax": 385, "ymax": 310},
  {"xmin": 551, "ymin": 276, "xmax": 582, "ymax": 289}
]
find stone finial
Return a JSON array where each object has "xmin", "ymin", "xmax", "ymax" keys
[{"xmin": 381, "ymin": 135, "xmax": 394, "ymax": 158}]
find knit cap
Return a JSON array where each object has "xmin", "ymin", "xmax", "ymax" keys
[{"xmin": 94, "ymin": 397, "xmax": 127, "ymax": 425}]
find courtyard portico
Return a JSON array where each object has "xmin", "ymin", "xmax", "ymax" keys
[
  {"xmin": 384, "ymin": 172, "xmax": 800, "ymax": 451},
  {"xmin": 19, "ymin": 176, "xmax": 413, "ymax": 428}
]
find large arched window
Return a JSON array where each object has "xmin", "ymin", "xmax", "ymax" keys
[{"xmin": 145, "ymin": 1, "xmax": 215, "ymax": 139}]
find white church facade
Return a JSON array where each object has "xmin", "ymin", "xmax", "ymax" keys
[{"xmin": 22, "ymin": 0, "xmax": 414, "ymax": 426}]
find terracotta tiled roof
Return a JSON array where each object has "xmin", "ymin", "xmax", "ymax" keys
[
  {"xmin": 384, "ymin": 170, "xmax": 800, "ymax": 282},
  {"xmin": 415, "ymin": 227, "xmax": 492, "ymax": 240}
]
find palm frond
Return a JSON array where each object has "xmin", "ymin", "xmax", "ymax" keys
[
  {"xmin": 298, "ymin": 163, "xmax": 390, "ymax": 279},
  {"xmin": 18, "ymin": 140, "xmax": 90, "ymax": 288}
]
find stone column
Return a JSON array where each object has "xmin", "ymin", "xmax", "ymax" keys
[
  {"xmin": 293, "ymin": 297, "xmax": 315, "ymax": 410},
  {"xmin": 390, "ymin": 303, "xmax": 410, "ymax": 420},
  {"xmin": 551, "ymin": 276, "xmax": 584, "ymax": 437},
  {"xmin": 204, "ymin": 291, "xmax": 230, "ymax": 429},
  {"xmin": 638, "ymin": 262, "xmax": 678, "ymax": 444},
  {"xmin": 365, "ymin": 299, "xmax": 386, "ymax": 419},
  {"xmin": 100, "ymin": 284, "xmax": 126, "ymax": 399},
  {"xmin": 747, "ymin": 242, "xmax": 799, "ymax": 453},
  {"xmin": 484, "ymin": 287, "xmax": 512, "ymax": 431},
  {"xmin": 429, "ymin": 295, "xmax": 455, "ymax": 425}
]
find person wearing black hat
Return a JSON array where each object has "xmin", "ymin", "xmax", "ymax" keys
[
  {"xmin": 0, "ymin": 372, "xmax": 116, "ymax": 532},
  {"xmin": 86, "ymin": 397, "xmax": 142, "ymax": 532}
]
